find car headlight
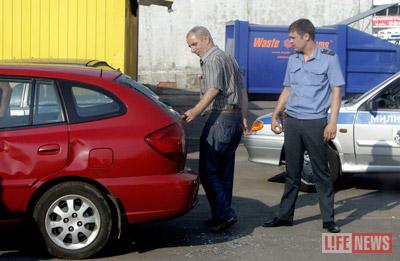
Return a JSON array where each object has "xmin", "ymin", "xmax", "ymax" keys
[{"xmin": 250, "ymin": 120, "xmax": 264, "ymax": 132}]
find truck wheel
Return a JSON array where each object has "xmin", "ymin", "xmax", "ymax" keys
[
  {"xmin": 300, "ymin": 146, "xmax": 340, "ymax": 193},
  {"xmin": 33, "ymin": 182, "xmax": 113, "ymax": 259}
]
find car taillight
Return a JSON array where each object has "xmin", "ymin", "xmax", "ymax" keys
[{"xmin": 145, "ymin": 123, "xmax": 185, "ymax": 162}]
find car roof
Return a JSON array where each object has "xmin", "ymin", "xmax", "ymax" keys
[{"xmin": 0, "ymin": 59, "xmax": 122, "ymax": 81}]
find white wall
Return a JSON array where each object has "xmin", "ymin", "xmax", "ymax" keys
[{"xmin": 138, "ymin": 0, "xmax": 373, "ymax": 88}]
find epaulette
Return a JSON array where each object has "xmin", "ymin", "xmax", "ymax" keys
[{"xmin": 320, "ymin": 49, "xmax": 335, "ymax": 56}]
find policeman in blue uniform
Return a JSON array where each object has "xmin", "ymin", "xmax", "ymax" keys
[{"xmin": 263, "ymin": 19, "xmax": 345, "ymax": 233}]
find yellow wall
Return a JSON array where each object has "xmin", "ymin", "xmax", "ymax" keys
[
  {"xmin": 0, "ymin": 0, "xmax": 129, "ymax": 74},
  {"xmin": 125, "ymin": 0, "xmax": 138, "ymax": 80}
]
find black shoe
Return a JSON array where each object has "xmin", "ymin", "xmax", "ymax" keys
[
  {"xmin": 210, "ymin": 217, "xmax": 237, "ymax": 233},
  {"xmin": 262, "ymin": 217, "xmax": 293, "ymax": 227},
  {"xmin": 323, "ymin": 222, "xmax": 341, "ymax": 233}
]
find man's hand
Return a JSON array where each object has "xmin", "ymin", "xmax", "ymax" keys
[
  {"xmin": 183, "ymin": 88, "xmax": 220, "ymax": 123},
  {"xmin": 270, "ymin": 87, "xmax": 290, "ymax": 135},
  {"xmin": 242, "ymin": 118, "xmax": 250, "ymax": 136},
  {"xmin": 324, "ymin": 122, "xmax": 337, "ymax": 142},
  {"xmin": 271, "ymin": 119, "xmax": 283, "ymax": 134},
  {"xmin": 326, "ymin": 87, "xmax": 341, "ymax": 142},
  {"xmin": 183, "ymin": 108, "xmax": 201, "ymax": 123}
]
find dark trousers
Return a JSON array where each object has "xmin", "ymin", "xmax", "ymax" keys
[
  {"xmin": 278, "ymin": 116, "xmax": 335, "ymax": 222},
  {"xmin": 199, "ymin": 112, "xmax": 243, "ymax": 222}
]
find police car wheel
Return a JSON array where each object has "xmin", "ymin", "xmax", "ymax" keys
[{"xmin": 299, "ymin": 146, "xmax": 340, "ymax": 193}]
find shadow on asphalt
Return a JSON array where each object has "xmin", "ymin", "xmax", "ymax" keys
[
  {"xmin": 0, "ymin": 177, "xmax": 40, "ymax": 259},
  {"xmin": 0, "ymin": 228, "xmax": 51, "ymax": 260},
  {"xmin": 266, "ymin": 171, "xmax": 400, "ymax": 227},
  {"xmin": 0, "ymin": 194, "xmax": 272, "ymax": 259},
  {"xmin": 267, "ymin": 171, "xmax": 400, "ymax": 192},
  {"xmin": 294, "ymin": 188, "xmax": 400, "ymax": 227},
  {"xmin": 121, "ymin": 194, "xmax": 272, "ymax": 255},
  {"xmin": 334, "ymin": 173, "xmax": 400, "ymax": 226}
]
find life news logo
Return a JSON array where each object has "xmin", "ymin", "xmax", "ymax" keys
[{"xmin": 322, "ymin": 233, "xmax": 392, "ymax": 254}]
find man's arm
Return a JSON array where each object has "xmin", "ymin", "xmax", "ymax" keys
[
  {"xmin": 324, "ymin": 86, "xmax": 341, "ymax": 141},
  {"xmin": 271, "ymin": 86, "xmax": 291, "ymax": 134},
  {"xmin": 183, "ymin": 88, "xmax": 221, "ymax": 122},
  {"xmin": 240, "ymin": 87, "xmax": 250, "ymax": 135}
]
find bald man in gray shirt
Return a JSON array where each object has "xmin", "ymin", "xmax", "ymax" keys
[{"xmin": 184, "ymin": 26, "xmax": 249, "ymax": 233}]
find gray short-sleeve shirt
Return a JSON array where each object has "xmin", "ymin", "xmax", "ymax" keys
[{"xmin": 200, "ymin": 46, "xmax": 243, "ymax": 112}]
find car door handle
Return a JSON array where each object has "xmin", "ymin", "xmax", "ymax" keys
[{"xmin": 38, "ymin": 144, "xmax": 60, "ymax": 153}]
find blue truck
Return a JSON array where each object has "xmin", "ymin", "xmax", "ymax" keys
[{"xmin": 226, "ymin": 6, "xmax": 400, "ymax": 95}]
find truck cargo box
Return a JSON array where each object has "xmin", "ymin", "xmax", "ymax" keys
[{"xmin": 226, "ymin": 20, "xmax": 400, "ymax": 95}]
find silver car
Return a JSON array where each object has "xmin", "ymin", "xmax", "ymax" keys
[{"xmin": 244, "ymin": 72, "xmax": 400, "ymax": 192}]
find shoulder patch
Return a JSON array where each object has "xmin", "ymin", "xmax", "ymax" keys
[{"xmin": 320, "ymin": 49, "xmax": 335, "ymax": 56}]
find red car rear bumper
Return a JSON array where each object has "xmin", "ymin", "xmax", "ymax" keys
[{"xmin": 100, "ymin": 173, "xmax": 199, "ymax": 224}]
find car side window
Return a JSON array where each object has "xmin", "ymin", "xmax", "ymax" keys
[
  {"xmin": 0, "ymin": 79, "xmax": 65, "ymax": 129},
  {"xmin": 9, "ymin": 83, "xmax": 25, "ymax": 108},
  {"xmin": 372, "ymin": 82, "xmax": 400, "ymax": 111},
  {"xmin": 58, "ymin": 80, "xmax": 125, "ymax": 123},
  {"xmin": 0, "ymin": 80, "xmax": 32, "ymax": 128},
  {"xmin": 33, "ymin": 81, "xmax": 65, "ymax": 125},
  {"xmin": 71, "ymin": 86, "xmax": 120, "ymax": 118}
]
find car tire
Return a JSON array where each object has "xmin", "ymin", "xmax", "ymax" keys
[
  {"xmin": 299, "ymin": 146, "xmax": 340, "ymax": 193},
  {"xmin": 33, "ymin": 182, "xmax": 113, "ymax": 259}
]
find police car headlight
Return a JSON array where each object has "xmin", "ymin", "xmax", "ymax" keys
[{"xmin": 250, "ymin": 120, "xmax": 264, "ymax": 132}]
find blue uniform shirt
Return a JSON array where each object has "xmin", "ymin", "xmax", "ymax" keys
[{"xmin": 283, "ymin": 45, "xmax": 345, "ymax": 119}]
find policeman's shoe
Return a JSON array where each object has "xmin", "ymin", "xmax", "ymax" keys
[
  {"xmin": 323, "ymin": 221, "xmax": 341, "ymax": 233},
  {"xmin": 210, "ymin": 217, "xmax": 237, "ymax": 233},
  {"xmin": 262, "ymin": 217, "xmax": 293, "ymax": 227}
]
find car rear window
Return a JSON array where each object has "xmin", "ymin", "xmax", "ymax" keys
[{"xmin": 115, "ymin": 75, "xmax": 179, "ymax": 119}]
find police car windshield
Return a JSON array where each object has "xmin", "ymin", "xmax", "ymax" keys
[
  {"xmin": 344, "ymin": 94, "xmax": 361, "ymax": 104},
  {"xmin": 344, "ymin": 72, "xmax": 400, "ymax": 105}
]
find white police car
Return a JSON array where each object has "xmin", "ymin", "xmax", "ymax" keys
[{"xmin": 244, "ymin": 71, "xmax": 400, "ymax": 192}]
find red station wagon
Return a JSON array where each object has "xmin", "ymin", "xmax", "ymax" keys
[{"xmin": 0, "ymin": 60, "xmax": 199, "ymax": 259}]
